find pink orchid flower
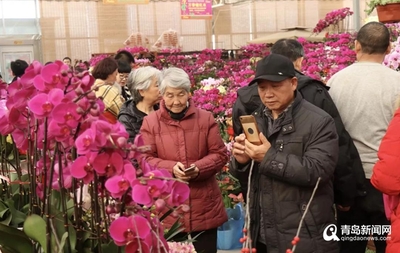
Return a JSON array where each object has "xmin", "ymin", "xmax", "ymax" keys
[
  {"xmin": 92, "ymin": 151, "xmax": 124, "ymax": 177},
  {"xmin": 33, "ymin": 61, "xmax": 69, "ymax": 91},
  {"xmin": 109, "ymin": 215, "xmax": 152, "ymax": 253},
  {"xmin": 52, "ymin": 102, "xmax": 81, "ymax": 128},
  {"xmin": 75, "ymin": 128, "xmax": 96, "ymax": 154},
  {"xmin": 48, "ymin": 120, "xmax": 72, "ymax": 142},
  {"xmin": 70, "ymin": 152, "xmax": 97, "ymax": 184},
  {"xmin": 130, "ymin": 170, "xmax": 171, "ymax": 207},
  {"xmin": 167, "ymin": 181, "xmax": 190, "ymax": 207},
  {"xmin": 28, "ymin": 88, "xmax": 64, "ymax": 118},
  {"xmin": 52, "ymin": 162, "xmax": 73, "ymax": 190}
]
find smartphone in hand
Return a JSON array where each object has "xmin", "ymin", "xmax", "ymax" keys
[
  {"xmin": 240, "ymin": 115, "xmax": 261, "ymax": 145},
  {"xmin": 184, "ymin": 165, "xmax": 196, "ymax": 173}
]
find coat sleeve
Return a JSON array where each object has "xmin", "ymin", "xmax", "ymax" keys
[
  {"xmin": 259, "ymin": 115, "xmax": 339, "ymax": 186},
  {"xmin": 139, "ymin": 117, "xmax": 177, "ymax": 173},
  {"xmin": 118, "ymin": 113, "xmax": 137, "ymax": 142},
  {"xmin": 301, "ymin": 83, "xmax": 364, "ymax": 206},
  {"xmin": 192, "ymin": 114, "xmax": 229, "ymax": 181},
  {"xmin": 371, "ymin": 110, "xmax": 400, "ymax": 196}
]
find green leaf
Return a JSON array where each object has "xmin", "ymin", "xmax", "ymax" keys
[
  {"xmin": 0, "ymin": 222, "xmax": 34, "ymax": 253},
  {"xmin": 23, "ymin": 214, "xmax": 47, "ymax": 253},
  {"xmin": 5, "ymin": 199, "xmax": 26, "ymax": 226},
  {"xmin": 101, "ymin": 241, "xmax": 124, "ymax": 253},
  {"xmin": 159, "ymin": 208, "xmax": 174, "ymax": 221},
  {"xmin": 165, "ymin": 219, "xmax": 185, "ymax": 241},
  {"xmin": 66, "ymin": 199, "xmax": 74, "ymax": 219},
  {"xmin": 0, "ymin": 208, "xmax": 9, "ymax": 218},
  {"xmin": 0, "ymin": 213, "xmax": 12, "ymax": 226},
  {"xmin": 58, "ymin": 232, "xmax": 69, "ymax": 253},
  {"xmin": 51, "ymin": 208, "xmax": 77, "ymax": 252}
]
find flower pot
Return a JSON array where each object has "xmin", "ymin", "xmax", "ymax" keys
[{"xmin": 376, "ymin": 3, "xmax": 400, "ymax": 23}]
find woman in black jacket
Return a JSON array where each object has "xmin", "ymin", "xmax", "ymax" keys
[{"xmin": 118, "ymin": 66, "xmax": 162, "ymax": 142}]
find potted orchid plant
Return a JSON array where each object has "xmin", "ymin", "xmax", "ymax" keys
[{"xmin": 0, "ymin": 60, "xmax": 193, "ymax": 253}]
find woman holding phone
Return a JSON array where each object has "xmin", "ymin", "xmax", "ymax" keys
[{"xmin": 140, "ymin": 67, "xmax": 228, "ymax": 253}]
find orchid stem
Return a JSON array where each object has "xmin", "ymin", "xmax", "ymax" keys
[
  {"xmin": 58, "ymin": 153, "xmax": 72, "ymax": 253},
  {"xmin": 93, "ymin": 173, "xmax": 103, "ymax": 253},
  {"xmin": 46, "ymin": 142, "xmax": 58, "ymax": 253},
  {"xmin": 42, "ymin": 117, "xmax": 48, "ymax": 216}
]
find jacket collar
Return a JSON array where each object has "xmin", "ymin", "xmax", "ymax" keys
[
  {"xmin": 159, "ymin": 99, "xmax": 196, "ymax": 122},
  {"xmin": 254, "ymin": 90, "xmax": 303, "ymax": 135}
]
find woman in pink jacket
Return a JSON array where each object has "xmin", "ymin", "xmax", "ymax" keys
[
  {"xmin": 371, "ymin": 104, "xmax": 400, "ymax": 253},
  {"xmin": 140, "ymin": 67, "xmax": 228, "ymax": 253}
]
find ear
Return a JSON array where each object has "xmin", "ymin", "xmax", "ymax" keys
[
  {"xmin": 293, "ymin": 57, "xmax": 303, "ymax": 71},
  {"xmin": 291, "ymin": 77, "xmax": 298, "ymax": 91},
  {"xmin": 385, "ymin": 42, "xmax": 392, "ymax": 55},
  {"xmin": 138, "ymin": 89, "xmax": 145, "ymax": 96},
  {"xmin": 354, "ymin": 40, "xmax": 362, "ymax": 54}
]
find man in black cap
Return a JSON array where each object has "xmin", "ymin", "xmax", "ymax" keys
[{"xmin": 230, "ymin": 54, "xmax": 340, "ymax": 253}]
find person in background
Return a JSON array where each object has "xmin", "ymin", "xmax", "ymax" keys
[
  {"xmin": 230, "ymin": 54, "xmax": 339, "ymax": 252},
  {"xmin": 115, "ymin": 50, "xmax": 135, "ymax": 69},
  {"xmin": 140, "ymin": 67, "xmax": 228, "ymax": 253},
  {"xmin": 116, "ymin": 60, "xmax": 132, "ymax": 101},
  {"xmin": 328, "ymin": 21, "xmax": 400, "ymax": 253},
  {"xmin": 118, "ymin": 66, "xmax": 161, "ymax": 142},
  {"xmin": 63, "ymin": 57, "xmax": 72, "ymax": 70},
  {"xmin": 232, "ymin": 39, "xmax": 366, "ymax": 213},
  {"xmin": 10, "ymin": 59, "xmax": 29, "ymax": 83},
  {"xmin": 371, "ymin": 95, "xmax": 400, "ymax": 253},
  {"xmin": 91, "ymin": 57, "xmax": 125, "ymax": 124}
]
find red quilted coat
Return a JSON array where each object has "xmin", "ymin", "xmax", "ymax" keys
[
  {"xmin": 371, "ymin": 108, "xmax": 400, "ymax": 253},
  {"xmin": 140, "ymin": 100, "xmax": 228, "ymax": 232}
]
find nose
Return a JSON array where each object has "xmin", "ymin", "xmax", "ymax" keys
[{"xmin": 263, "ymin": 86, "xmax": 274, "ymax": 98}]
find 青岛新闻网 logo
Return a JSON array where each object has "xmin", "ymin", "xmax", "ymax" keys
[{"xmin": 323, "ymin": 224, "xmax": 340, "ymax": 241}]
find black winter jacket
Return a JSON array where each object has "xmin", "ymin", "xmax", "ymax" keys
[
  {"xmin": 117, "ymin": 100, "xmax": 159, "ymax": 142},
  {"xmin": 232, "ymin": 71, "xmax": 367, "ymax": 206},
  {"xmin": 231, "ymin": 92, "xmax": 339, "ymax": 253}
]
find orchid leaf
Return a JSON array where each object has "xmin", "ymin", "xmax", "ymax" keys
[
  {"xmin": 23, "ymin": 214, "xmax": 47, "ymax": 253},
  {"xmin": 58, "ymin": 232, "xmax": 69, "ymax": 253},
  {"xmin": 165, "ymin": 219, "xmax": 185, "ymax": 241},
  {"xmin": 101, "ymin": 241, "xmax": 124, "ymax": 253},
  {"xmin": 0, "ymin": 222, "xmax": 33, "ymax": 253}
]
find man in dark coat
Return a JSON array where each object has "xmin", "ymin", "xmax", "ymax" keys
[
  {"xmin": 231, "ymin": 53, "xmax": 339, "ymax": 252},
  {"xmin": 232, "ymin": 39, "xmax": 366, "ymax": 211}
]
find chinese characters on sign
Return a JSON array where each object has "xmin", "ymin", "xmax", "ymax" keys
[
  {"xmin": 323, "ymin": 224, "xmax": 391, "ymax": 242},
  {"xmin": 341, "ymin": 225, "xmax": 391, "ymax": 236},
  {"xmin": 103, "ymin": 0, "xmax": 150, "ymax": 4},
  {"xmin": 181, "ymin": 0, "xmax": 212, "ymax": 19}
]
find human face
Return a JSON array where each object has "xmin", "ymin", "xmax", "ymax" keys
[
  {"xmin": 106, "ymin": 69, "xmax": 118, "ymax": 83},
  {"xmin": 139, "ymin": 77, "xmax": 161, "ymax": 106},
  {"xmin": 63, "ymin": 59, "xmax": 71, "ymax": 66},
  {"xmin": 117, "ymin": 73, "xmax": 129, "ymax": 86},
  {"xmin": 257, "ymin": 77, "xmax": 297, "ymax": 119},
  {"xmin": 163, "ymin": 87, "xmax": 189, "ymax": 113}
]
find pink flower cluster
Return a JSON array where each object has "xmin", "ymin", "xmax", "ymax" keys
[
  {"xmin": 313, "ymin": 7, "xmax": 353, "ymax": 34},
  {"xmin": 299, "ymin": 33, "xmax": 357, "ymax": 82},
  {"xmin": 384, "ymin": 36, "xmax": 400, "ymax": 71},
  {"xmin": 0, "ymin": 61, "xmax": 191, "ymax": 252},
  {"xmin": 167, "ymin": 241, "xmax": 197, "ymax": 253}
]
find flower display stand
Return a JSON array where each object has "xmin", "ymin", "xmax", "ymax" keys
[
  {"xmin": 376, "ymin": 3, "xmax": 400, "ymax": 23},
  {"xmin": 217, "ymin": 203, "xmax": 244, "ymax": 250}
]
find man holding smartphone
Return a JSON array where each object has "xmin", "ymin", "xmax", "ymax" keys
[{"xmin": 231, "ymin": 54, "xmax": 340, "ymax": 253}]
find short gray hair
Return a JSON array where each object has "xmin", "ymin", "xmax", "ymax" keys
[
  {"xmin": 159, "ymin": 67, "xmax": 191, "ymax": 95},
  {"xmin": 127, "ymin": 66, "xmax": 162, "ymax": 103}
]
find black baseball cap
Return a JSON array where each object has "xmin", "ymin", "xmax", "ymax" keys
[{"xmin": 249, "ymin": 54, "xmax": 296, "ymax": 85}]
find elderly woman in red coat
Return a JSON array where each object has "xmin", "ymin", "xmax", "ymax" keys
[
  {"xmin": 371, "ymin": 106, "xmax": 400, "ymax": 253},
  {"xmin": 140, "ymin": 67, "xmax": 228, "ymax": 253}
]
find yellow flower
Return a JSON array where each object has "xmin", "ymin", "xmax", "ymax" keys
[{"xmin": 217, "ymin": 85, "xmax": 226, "ymax": 95}]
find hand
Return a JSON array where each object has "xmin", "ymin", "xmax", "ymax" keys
[
  {"xmin": 173, "ymin": 162, "xmax": 191, "ymax": 182},
  {"xmin": 337, "ymin": 205, "xmax": 351, "ymax": 212},
  {"xmin": 184, "ymin": 164, "xmax": 199, "ymax": 180},
  {"xmin": 244, "ymin": 132, "xmax": 271, "ymax": 163},
  {"xmin": 232, "ymin": 134, "xmax": 251, "ymax": 164}
]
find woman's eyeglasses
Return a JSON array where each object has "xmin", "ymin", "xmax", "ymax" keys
[{"xmin": 119, "ymin": 74, "xmax": 129, "ymax": 81}]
